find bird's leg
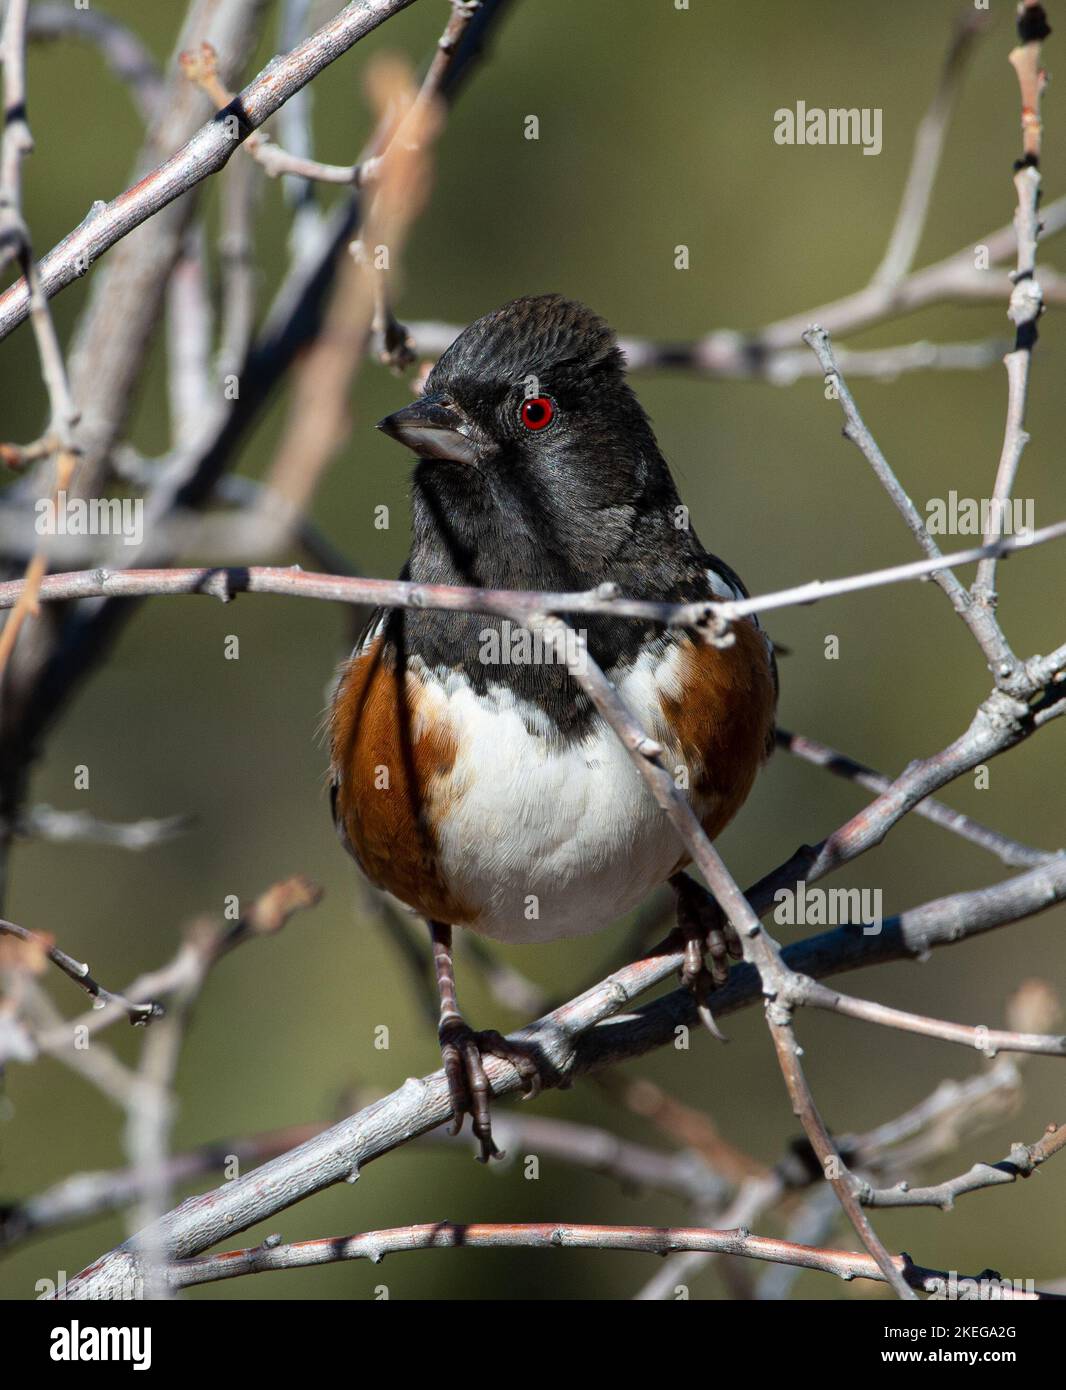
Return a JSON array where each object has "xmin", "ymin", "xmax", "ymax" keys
[
  {"xmin": 670, "ymin": 872, "xmax": 743, "ymax": 1041},
  {"xmin": 429, "ymin": 921, "xmax": 543, "ymax": 1162}
]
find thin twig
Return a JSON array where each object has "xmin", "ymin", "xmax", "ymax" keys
[
  {"xmin": 973, "ymin": 0, "xmax": 1051, "ymax": 606},
  {"xmin": 788, "ymin": 974, "xmax": 1066, "ymax": 1057},
  {"xmin": 871, "ymin": 12, "xmax": 987, "ymax": 287},
  {"xmin": 0, "ymin": 0, "xmax": 81, "ymax": 676},
  {"xmin": 216, "ymin": 150, "xmax": 259, "ymax": 383},
  {"xmin": 30, "ymin": 876, "xmax": 322, "ymax": 1057},
  {"xmin": 635, "ymin": 1176, "xmax": 782, "ymax": 1300},
  {"xmin": 0, "ymin": 917, "xmax": 162, "ymax": 1025},
  {"xmin": 776, "ymin": 728, "xmax": 1053, "ymax": 869},
  {"xmin": 13, "ymin": 804, "xmax": 192, "ymax": 851},
  {"xmin": 0, "ymin": 0, "xmax": 423, "ymax": 341},
  {"xmin": 802, "ymin": 324, "xmax": 1018, "ymax": 683},
  {"xmin": 156, "ymin": 1220, "xmax": 1062, "ymax": 1297},
  {"xmin": 407, "ymin": 322, "xmax": 1039, "ymax": 382},
  {"xmin": 397, "ymin": 189, "xmax": 1066, "ymax": 383},
  {"xmin": 1, "ymin": 519, "xmax": 1064, "ymax": 629},
  {"xmin": 527, "ymin": 616, "xmax": 914, "ymax": 1297},
  {"xmin": 165, "ymin": 227, "xmax": 215, "ymax": 447},
  {"xmin": 859, "ymin": 1121, "xmax": 1066, "ymax": 1209}
]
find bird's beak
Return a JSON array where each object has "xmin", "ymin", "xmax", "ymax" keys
[{"xmin": 376, "ymin": 393, "xmax": 482, "ymax": 466}]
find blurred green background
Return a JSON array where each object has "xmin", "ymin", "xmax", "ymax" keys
[{"xmin": 1, "ymin": 0, "xmax": 1064, "ymax": 1301}]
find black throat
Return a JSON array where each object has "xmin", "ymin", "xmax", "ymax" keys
[{"xmin": 383, "ymin": 454, "xmax": 711, "ymax": 736}]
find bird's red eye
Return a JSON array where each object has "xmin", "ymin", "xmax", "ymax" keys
[{"xmin": 520, "ymin": 396, "xmax": 555, "ymax": 431}]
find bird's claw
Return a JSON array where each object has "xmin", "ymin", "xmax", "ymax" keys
[
  {"xmin": 437, "ymin": 1019, "xmax": 544, "ymax": 1162},
  {"xmin": 673, "ymin": 875, "xmax": 742, "ymax": 1040}
]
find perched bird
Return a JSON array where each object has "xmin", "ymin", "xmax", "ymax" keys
[{"xmin": 329, "ymin": 294, "xmax": 777, "ymax": 1159}]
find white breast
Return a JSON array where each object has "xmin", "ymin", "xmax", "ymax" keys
[
  {"xmin": 346, "ymin": 565, "xmax": 768, "ymax": 945},
  {"xmin": 413, "ymin": 642, "xmax": 698, "ymax": 944}
]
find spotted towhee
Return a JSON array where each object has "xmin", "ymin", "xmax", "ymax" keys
[{"xmin": 329, "ymin": 295, "xmax": 777, "ymax": 1159}]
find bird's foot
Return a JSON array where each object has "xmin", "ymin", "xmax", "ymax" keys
[
  {"xmin": 672, "ymin": 874, "xmax": 743, "ymax": 1041},
  {"xmin": 437, "ymin": 1018, "xmax": 544, "ymax": 1162}
]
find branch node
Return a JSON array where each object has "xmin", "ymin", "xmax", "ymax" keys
[{"xmin": 765, "ymin": 997, "xmax": 792, "ymax": 1028}]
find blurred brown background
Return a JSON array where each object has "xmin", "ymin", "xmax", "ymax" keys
[{"xmin": 0, "ymin": 0, "xmax": 1064, "ymax": 1300}]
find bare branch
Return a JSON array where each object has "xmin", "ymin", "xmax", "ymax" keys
[
  {"xmin": 165, "ymin": 228, "xmax": 215, "ymax": 448},
  {"xmin": 0, "ymin": 0, "xmax": 423, "ymax": 342},
  {"xmin": 255, "ymin": 47, "xmax": 445, "ymax": 546},
  {"xmin": 52, "ymin": 847, "xmax": 1066, "ymax": 1299},
  {"xmin": 0, "ymin": 0, "xmax": 512, "ymax": 856},
  {"xmin": 14, "ymin": 804, "xmax": 192, "ymax": 851},
  {"xmin": 399, "ymin": 193, "xmax": 1066, "ymax": 383},
  {"xmin": 845, "ymin": 1059, "xmax": 1024, "ymax": 1173},
  {"xmin": 2, "ymin": 518, "xmax": 1066, "ymax": 630},
  {"xmin": 790, "ymin": 974, "xmax": 1066, "ymax": 1057},
  {"xmin": 523, "ymin": 616, "xmax": 914, "ymax": 1295},
  {"xmin": 0, "ymin": 0, "xmax": 82, "ymax": 678},
  {"xmin": 0, "ymin": 1119, "xmax": 326, "ymax": 1253},
  {"xmin": 216, "ymin": 153, "xmax": 258, "ymax": 383},
  {"xmin": 0, "ymin": 1, "xmax": 273, "ymax": 888},
  {"xmin": 156, "ymin": 1220, "xmax": 1061, "ymax": 1298},
  {"xmin": 5, "ymin": 0, "xmax": 1063, "ymax": 1311},
  {"xmin": 118, "ymin": 877, "xmax": 325, "ymax": 1292},
  {"xmin": 871, "ymin": 12, "xmax": 987, "ymax": 287},
  {"xmin": 802, "ymin": 324, "xmax": 1018, "ymax": 683},
  {"xmin": 12, "ymin": 980, "xmax": 141, "ymax": 1104},
  {"xmin": 0, "ymin": 917, "xmax": 161, "ymax": 1026},
  {"xmin": 0, "ymin": 0, "xmax": 34, "ymax": 276},
  {"xmin": 973, "ymin": 0, "xmax": 1052, "ymax": 605},
  {"xmin": 633, "ymin": 1173, "xmax": 781, "ymax": 1300},
  {"xmin": 860, "ymin": 1121, "xmax": 1066, "ymax": 1210},
  {"xmin": 776, "ymin": 728, "xmax": 1052, "ymax": 869},
  {"xmin": 29, "ymin": 875, "xmax": 321, "ymax": 1060},
  {"xmin": 597, "ymin": 1073, "xmax": 769, "ymax": 1185},
  {"xmin": 2, "ymin": 1102, "xmax": 733, "ymax": 1257}
]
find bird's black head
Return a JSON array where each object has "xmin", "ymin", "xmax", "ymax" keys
[{"xmin": 377, "ymin": 294, "xmax": 700, "ymax": 594}]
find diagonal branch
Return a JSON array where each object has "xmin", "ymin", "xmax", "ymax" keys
[
  {"xmin": 871, "ymin": 12, "xmax": 987, "ymax": 288},
  {"xmin": 0, "ymin": 0, "xmax": 423, "ymax": 342},
  {"xmin": 0, "ymin": 917, "xmax": 161, "ymax": 1025},
  {"xmin": 776, "ymin": 727, "xmax": 1052, "ymax": 869},
  {"xmin": 802, "ymin": 324, "xmax": 1019, "ymax": 683},
  {"xmin": 860, "ymin": 1120, "xmax": 1066, "ymax": 1210}
]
